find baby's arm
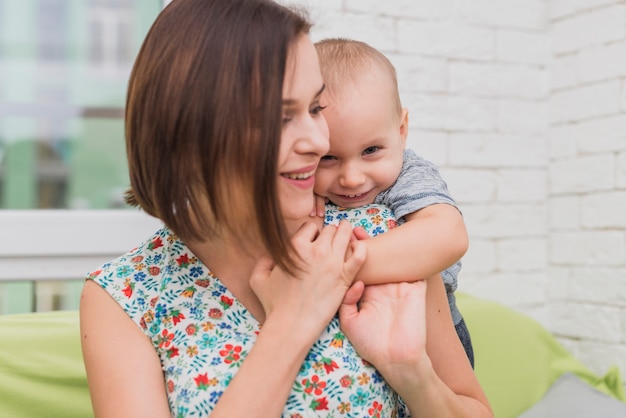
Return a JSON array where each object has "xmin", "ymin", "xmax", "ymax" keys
[
  {"xmin": 354, "ymin": 150, "xmax": 466, "ymax": 285},
  {"xmin": 355, "ymin": 203, "xmax": 468, "ymax": 285}
]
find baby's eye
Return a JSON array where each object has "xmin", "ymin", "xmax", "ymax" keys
[
  {"xmin": 320, "ymin": 155, "xmax": 336, "ymax": 161},
  {"xmin": 363, "ymin": 146, "xmax": 379, "ymax": 155}
]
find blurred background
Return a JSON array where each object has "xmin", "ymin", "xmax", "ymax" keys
[
  {"xmin": 0, "ymin": 0, "xmax": 162, "ymax": 313},
  {"xmin": 2, "ymin": 0, "xmax": 625, "ymax": 389}
]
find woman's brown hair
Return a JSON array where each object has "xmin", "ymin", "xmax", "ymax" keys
[{"xmin": 125, "ymin": 0, "xmax": 311, "ymax": 272}]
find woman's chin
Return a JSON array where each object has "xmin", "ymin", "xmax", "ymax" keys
[{"xmin": 282, "ymin": 210, "xmax": 324, "ymax": 235}]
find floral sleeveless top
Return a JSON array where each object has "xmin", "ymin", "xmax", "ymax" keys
[{"xmin": 89, "ymin": 204, "xmax": 408, "ymax": 417}]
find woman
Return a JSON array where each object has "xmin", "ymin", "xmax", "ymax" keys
[{"xmin": 80, "ymin": 0, "xmax": 493, "ymax": 417}]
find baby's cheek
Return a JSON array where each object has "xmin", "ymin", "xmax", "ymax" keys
[{"xmin": 313, "ymin": 172, "xmax": 331, "ymax": 195}]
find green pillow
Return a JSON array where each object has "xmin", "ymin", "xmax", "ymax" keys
[
  {"xmin": 457, "ymin": 292, "xmax": 624, "ymax": 418},
  {"xmin": 0, "ymin": 311, "xmax": 93, "ymax": 418}
]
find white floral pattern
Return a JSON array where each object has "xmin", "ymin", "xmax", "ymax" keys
[{"xmin": 89, "ymin": 204, "xmax": 409, "ymax": 417}]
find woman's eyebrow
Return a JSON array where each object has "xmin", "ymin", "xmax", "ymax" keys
[
  {"xmin": 282, "ymin": 84, "xmax": 326, "ymax": 105},
  {"xmin": 315, "ymin": 84, "xmax": 326, "ymax": 98}
]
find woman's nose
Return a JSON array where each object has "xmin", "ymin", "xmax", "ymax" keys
[{"xmin": 294, "ymin": 121, "xmax": 330, "ymax": 158}]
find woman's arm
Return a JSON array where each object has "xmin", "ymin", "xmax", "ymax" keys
[
  {"xmin": 355, "ymin": 203, "xmax": 468, "ymax": 285},
  {"xmin": 402, "ymin": 274, "xmax": 491, "ymax": 417},
  {"xmin": 339, "ymin": 274, "xmax": 492, "ymax": 417},
  {"xmin": 80, "ymin": 281, "xmax": 172, "ymax": 417}
]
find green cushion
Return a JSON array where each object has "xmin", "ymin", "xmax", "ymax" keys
[
  {"xmin": 0, "ymin": 311, "xmax": 92, "ymax": 418},
  {"xmin": 457, "ymin": 292, "xmax": 625, "ymax": 418}
]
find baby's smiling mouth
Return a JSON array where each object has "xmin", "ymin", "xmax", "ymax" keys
[{"xmin": 334, "ymin": 190, "xmax": 374, "ymax": 202}]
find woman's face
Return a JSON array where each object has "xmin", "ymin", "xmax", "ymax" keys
[{"xmin": 277, "ymin": 35, "xmax": 330, "ymax": 228}]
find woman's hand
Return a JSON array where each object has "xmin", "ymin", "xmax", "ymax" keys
[
  {"xmin": 339, "ymin": 280, "xmax": 429, "ymax": 384},
  {"xmin": 340, "ymin": 276, "xmax": 493, "ymax": 417},
  {"xmin": 250, "ymin": 220, "xmax": 366, "ymax": 340}
]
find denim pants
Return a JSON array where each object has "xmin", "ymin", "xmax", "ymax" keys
[{"xmin": 454, "ymin": 318, "xmax": 475, "ymax": 368}]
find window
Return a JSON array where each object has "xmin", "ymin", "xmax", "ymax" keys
[
  {"xmin": 0, "ymin": 1, "xmax": 161, "ymax": 211},
  {"xmin": 0, "ymin": 0, "xmax": 162, "ymax": 314},
  {"xmin": 37, "ymin": 0, "xmax": 68, "ymax": 63},
  {"xmin": 87, "ymin": 0, "xmax": 135, "ymax": 74}
]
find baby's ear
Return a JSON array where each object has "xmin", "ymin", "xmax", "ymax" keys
[{"xmin": 400, "ymin": 108, "xmax": 409, "ymax": 143}]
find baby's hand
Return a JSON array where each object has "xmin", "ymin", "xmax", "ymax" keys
[{"xmin": 310, "ymin": 194, "xmax": 327, "ymax": 218}]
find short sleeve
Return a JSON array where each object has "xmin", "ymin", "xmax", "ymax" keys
[{"xmin": 375, "ymin": 149, "xmax": 457, "ymax": 220}]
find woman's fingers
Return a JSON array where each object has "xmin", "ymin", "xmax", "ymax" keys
[
  {"xmin": 249, "ymin": 256, "xmax": 275, "ymax": 292},
  {"xmin": 339, "ymin": 281, "xmax": 365, "ymax": 321},
  {"xmin": 344, "ymin": 240, "xmax": 366, "ymax": 274},
  {"xmin": 329, "ymin": 220, "xmax": 353, "ymax": 248},
  {"xmin": 292, "ymin": 221, "xmax": 321, "ymax": 245},
  {"xmin": 255, "ymin": 221, "xmax": 364, "ymax": 319},
  {"xmin": 293, "ymin": 220, "xmax": 360, "ymax": 251},
  {"xmin": 352, "ymin": 226, "xmax": 370, "ymax": 241},
  {"xmin": 311, "ymin": 194, "xmax": 326, "ymax": 218}
]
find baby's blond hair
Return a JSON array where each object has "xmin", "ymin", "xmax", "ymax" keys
[{"xmin": 315, "ymin": 38, "xmax": 402, "ymax": 116}]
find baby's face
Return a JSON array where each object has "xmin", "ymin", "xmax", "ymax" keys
[{"xmin": 314, "ymin": 75, "xmax": 407, "ymax": 208}]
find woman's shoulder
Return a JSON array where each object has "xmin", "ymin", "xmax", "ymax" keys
[
  {"xmin": 85, "ymin": 227, "xmax": 193, "ymax": 328},
  {"xmin": 86, "ymin": 227, "xmax": 175, "ymax": 281}
]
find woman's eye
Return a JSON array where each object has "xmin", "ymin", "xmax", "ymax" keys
[
  {"xmin": 363, "ymin": 146, "xmax": 379, "ymax": 155},
  {"xmin": 311, "ymin": 104, "xmax": 327, "ymax": 115}
]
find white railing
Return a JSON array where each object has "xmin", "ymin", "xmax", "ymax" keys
[
  {"xmin": 0, "ymin": 210, "xmax": 163, "ymax": 313},
  {"xmin": 1, "ymin": 209, "xmax": 163, "ymax": 281}
]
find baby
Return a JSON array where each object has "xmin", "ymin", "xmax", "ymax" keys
[{"xmin": 315, "ymin": 38, "xmax": 474, "ymax": 366}]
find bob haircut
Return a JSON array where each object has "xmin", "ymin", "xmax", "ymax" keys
[{"xmin": 125, "ymin": 0, "xmax": 311, "ymax": 272}]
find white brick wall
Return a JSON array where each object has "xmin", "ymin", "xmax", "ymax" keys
[
  {"xmin": 281, "ymin": 0, "xmax": 626, "ymax": 386},
  {"xmin": 552, "ymin": 4, "xmax": 625, "ymax": 53},
  {"xmin": 550, "ymin": 154, "xmax": 614, "ymax": 193},
  {"xmin": 548, "ymin": 0, "xmax": 626, "ymax": 386}
]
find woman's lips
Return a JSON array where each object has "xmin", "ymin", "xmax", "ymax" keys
[{"xmin": 280, "ymin": 167, "xmax": 317, "ymax": 189}]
